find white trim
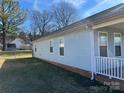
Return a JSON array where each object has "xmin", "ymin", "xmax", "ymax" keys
[
  {"xmin": 114, "ymin": 33, "xmax": 122, "ymax": 57},
  {"xmin": 93, "ymin": 17, "xmax": 124, "ymax": 29},
  {"xmin": 95, "ymin": 56, "xmax": 124, "ymax": 80},
  {"xmin": 90, "ymin": 30, "xmax": 95, "ymax": 80},
  {"xmin": 98, "ymin": 31, "xmax": 109, "ymax": 57}
]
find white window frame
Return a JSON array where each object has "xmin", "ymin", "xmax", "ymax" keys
[
  {"xmin": 59, "ymin": 37, "xmax": 64, "ymax": 56},
  {"xmin": 98, "ymin": 31, "xmax": 109, "ymax": 57},
  {"xmin": 49, "ymin": 39, "xmax": 54, "ymax": 54},
  {"xmin": 114, "ymin": 33, "xmax": 122, "ymax": 57}
]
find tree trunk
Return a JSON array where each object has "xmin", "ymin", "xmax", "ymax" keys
[{"xmin": 2, "ymin": 29, "xmax": 6, "ymax": 51}]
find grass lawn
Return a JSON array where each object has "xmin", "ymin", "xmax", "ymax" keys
[{"xmin": 0, "ymin": 51, "xmax": 123, "ymax": 93}]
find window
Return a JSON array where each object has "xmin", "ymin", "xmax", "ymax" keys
[
  {"xmin": 59, "ymin": 38, "xmax": 64, "ymax": 56},
  {"xmin": 50, "ymin": 40, "xmax": 53, "ymax": 53},
  {"xmin": 35, "ymin": 45, "xmax": 37, "ymax": 52},
  {"xmin": 114, "ymin": 33, "xmax": 121, "ymax": 56},
  {"xmin": 99, "ymin": 32, "xmax": 108, "ymax": 57}
]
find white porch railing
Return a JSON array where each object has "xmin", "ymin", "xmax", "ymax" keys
[{"xmin": 94, "ymin": 56, "xmax": 124, "ymax": 80}]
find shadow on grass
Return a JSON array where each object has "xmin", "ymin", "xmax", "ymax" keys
[{"xmin": 0, "ymin": 58, "xmax": 123, "ymax": 93}]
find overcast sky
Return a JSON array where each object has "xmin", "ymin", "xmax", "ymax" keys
[{"xmin": 19, "ymin": 0, "xmax": 124, "ymax": 30}]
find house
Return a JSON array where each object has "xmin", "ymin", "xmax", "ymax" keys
[
  {"xmin": 10, "ymin": 38, "xmax": 24, "ymax": 49},
  {"xmin": 0, "ymin": 38, "xmax": 31, "ymax": 51},
  {"xmin": 32, "ymin": 4, "xmax": 124, "ymax": 91},
  {"xmin": 9, "ymin": 38, "xmax": 31, "ymax": 50}
]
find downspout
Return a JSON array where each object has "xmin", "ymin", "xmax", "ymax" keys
[{"xmin": 88, "ymin": 24, "xmax": 96, "ymax": 80}]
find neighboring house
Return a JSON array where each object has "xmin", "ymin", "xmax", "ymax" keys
[
  {"xmin": 32, "ymin": 4, "xmax": 124, "ymax": 90},
  {"xmin": 8, "ymin": 38, "xmax": 31, "ymax": 50},
  {"xmin": 10, "ymin": 38, "xmax": 24, "ymax": 49}
]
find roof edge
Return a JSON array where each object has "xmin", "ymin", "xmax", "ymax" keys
[{"xmin": 32, "ymin": 3, "xmax": 124, "ymax": 43}]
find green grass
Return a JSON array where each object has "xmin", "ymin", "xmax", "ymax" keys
[
  {"xmin": 0, "ymin": 51, "xmax": 123, "ymax": 93},
  {"xmin": 0, "ymin": 58, "xmax": 118, "ymax": 93}
]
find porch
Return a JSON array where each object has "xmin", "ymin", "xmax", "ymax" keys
[
  {"xmin": 94, "ymin": 56, "xmax": 124, "ymax": 80},
  {"xmin": 93, "ymin": 17, "xmax": 124, "ymax": 80}
]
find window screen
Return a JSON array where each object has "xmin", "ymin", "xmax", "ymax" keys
[
  {"xmin": 59, "ymin": 38, "xmax": 64, "ymax": 56},
  {"xmin": 50, "ymin": 40, "xmax": 53, "ymax": 53},
  {"xmin": 35, "ymin": 45, "xmax": 37, "ymax": 52},
  {"xmin": 99, "ymin": 32, "xmax": 108, "ymax": 57},
  {"xmin": 114, "ymin": 33, "xmax": 121, "ymax": 56}
]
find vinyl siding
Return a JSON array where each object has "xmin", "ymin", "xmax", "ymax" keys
[{"xmin": 33, "ymin": 29, "xmax": 93, "ymax": 71}]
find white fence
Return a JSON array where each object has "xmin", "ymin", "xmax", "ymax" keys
[{"xmin": 95, "ymin": 56, "xmax": 124, "ymax": 80}]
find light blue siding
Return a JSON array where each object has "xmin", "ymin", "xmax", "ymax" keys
[{"xmin": 33, "ymin": 29, "xmax": 93, "ymax": 71}]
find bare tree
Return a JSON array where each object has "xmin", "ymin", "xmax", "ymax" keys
[
  {"xmin": 52, "ymin": 1, "xmax": 78, "ymax": 29},
  {"xmin": 30, "ymin": 24, "xmax": 37, "ymax": 38},
  {"xmin": 28, "ymin": 24, "xmax": 38, "ymax": 41},
  {"xmin": 30, "ymin": 10, "xmax": 52, "ymax": 36}
]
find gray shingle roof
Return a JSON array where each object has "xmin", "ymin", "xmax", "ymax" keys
[{"xmin": 87, "ymin": 3, "xmax": 124, "ymax": 22}]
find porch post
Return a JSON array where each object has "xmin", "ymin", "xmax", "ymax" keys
[{"xmin": 89, "ymin": 25, "xmax": 95, "ymax": 80}]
